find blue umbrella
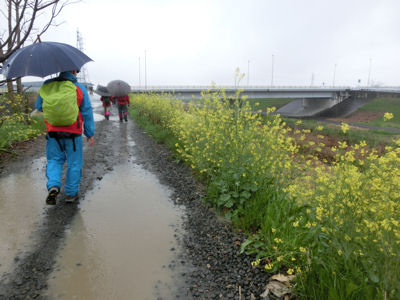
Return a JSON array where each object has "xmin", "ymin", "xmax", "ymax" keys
[{"xmin": 1, "ymin": 41, "xmax": 93, "ymax": 79}]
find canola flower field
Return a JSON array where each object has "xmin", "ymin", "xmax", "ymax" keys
[{"xmin": 130, "ymin": 90, "xmax": 400, "ymax": 299}]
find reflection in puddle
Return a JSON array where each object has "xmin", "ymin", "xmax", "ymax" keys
[
  {"xmin": 91, "ymin": 95, "xmax": 105, "ymax": 122},
  {"xmin": 93, "ymin": 113, "xmax": 105, "ymax": 122},
  {"xmin": 0, "ymin": 157, "xmax": 47, "ymax": 276},
  {"xmin": 47, "ymin": 163, "xmax": 183, "ymax": 299},
  {"xmin": 109, "ymin": 114, "xmax": 121, "ymax": 122},
  {"xmin": 90, "ymin": 95, "xmax": 102, "ymax": 108}
]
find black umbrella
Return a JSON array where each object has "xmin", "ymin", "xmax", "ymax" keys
[
  {"xmin": 95, "ymin": 85, "xmax": 111, "ymax": 97},
  {"xmin": 1, "ymin": 41, "xmax": 93, "ymax": 79},
  {"xmin": 107, "ymin": 80, "xmax": 131, "ymax": 97}
]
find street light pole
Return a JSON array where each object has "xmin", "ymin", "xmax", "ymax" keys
[
  {"xmin": 271, "ymin": 54, "xmax": 274, "ymax": 87},
  {"xmin": 144, "ymin": 50, "xmax": 147, "ymax": 90},
  {"xmin": 247, "ymin": 60, "xmax": 250, "ymax": 86},
  {"xmin": 333, "ymin": 63, "xmax": 337, "ymax": 87},
  {"xmin": 367, "ymin": 58, "xmax": 372, "ymax": 87},
  {"xmin": 138, "ymin": 57, "xmax": 141, "ymax": 89}
]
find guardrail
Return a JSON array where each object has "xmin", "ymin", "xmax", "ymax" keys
[{"xmin": 130, "ymin": 85, "xmax": 400, "ymax": 92}]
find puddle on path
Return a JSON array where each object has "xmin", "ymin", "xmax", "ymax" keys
[
  {"xmin": 0, "ymin": 157, "xmax": 47, "ymax": 276},
  {"xmin": 90, "ymin": 95, "xmax": 102, "ymax": 108},
  {"xmin": 91, "ymin": 95, "xmax": 104, "ymax": 122},
  {"xmin": 47, "ymin": 163, "xmax": 184, "ymax": 300},
  {"xmin": 93, "ymin": 112, "xmax": 105, "ymax": 122}
]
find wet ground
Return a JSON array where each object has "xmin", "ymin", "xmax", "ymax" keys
[
  {"xmin": 0, "ymin": 96, "xmax": 268, "ymax": 299},
  {"xmin": 46, "ymin": 164, "xmax": 184, "ymax": 299},
  {"xmin": 0, "ymin": 157, "xmax": 46, "ymax": 277}
]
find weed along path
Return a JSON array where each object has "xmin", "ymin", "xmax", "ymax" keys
[{"xmin": 0, "ymin": 95, "xmax": 267, "ymax": 299}]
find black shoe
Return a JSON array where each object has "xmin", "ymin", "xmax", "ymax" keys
[
  {"xmin": 105, "ymin": 115, "xmax": 109, "ymax": 120},
  {"xmin": 65, "ymin": 194, "xmax": 79, "ymax": 203},
  {"xmin": 124, "ymin": 118, "xmax": 128, "ymax": 122},
  {"xmin": 46, "ymin": 186, "xmax": 59, "ymax": 205},
  {"xmin": 119, "ymin": 119, "xmax": 123, "ymax": 122}
]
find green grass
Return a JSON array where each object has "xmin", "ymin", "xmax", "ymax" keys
[
  {"xmin": 265, "ymin": 96, "xmax": 400, "ymax": 146},
  {"xmin": 358, "ymin": 97, "xmax": 400, "ymax": 128},
  {"xmin": 270, "ymin": 96, "xmax": 400, "ymax": 147},
  {"xmin": 282, "ymin": 117, "xmax": 400, "ymax": 147},
  {"xmin": 128, "ymin": 108, "xmax": 178, "ymax": 151}
]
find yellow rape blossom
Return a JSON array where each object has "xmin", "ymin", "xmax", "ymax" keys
[{"xmin": 383, "ymin": 112, "xmax": 394, "ymax": 121}]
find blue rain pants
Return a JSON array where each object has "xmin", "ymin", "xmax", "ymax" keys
[{"xmin": 46, "ymin": 134, "xmax": 83, "ymax": 196}]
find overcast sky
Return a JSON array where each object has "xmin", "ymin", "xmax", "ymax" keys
[{"xmin": 20, "ymin": 0, "xmax": 400, "ymax": 87}]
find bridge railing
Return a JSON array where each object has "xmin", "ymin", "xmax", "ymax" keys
[{"xmin": 130, "ymin": 85, "xmax": 400, "ymax": 92}]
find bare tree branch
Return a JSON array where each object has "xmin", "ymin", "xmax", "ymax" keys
[
  {"xmin": 0, "ymin": 0, "xmax": 29, "ymax": 49},
  {"xmin": 0, "ymin": 76, "xmax": 18, "ymax": 86},
  {"xmin": 0, "ymin": 0, "xmax": 79, "ymax": 64}
]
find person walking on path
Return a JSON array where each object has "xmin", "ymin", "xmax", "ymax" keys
[
  {"xmin": 111, "ymin": 96, "xmax": 117, "ymax": 105},
  {"xmin": 35, "ymin": 70, "xmax": 95, "ymax": 205},
  {"xmin": 116, "ymin": 94, "xmax": 130, "ymax": 122},
  {"xmin": 100, "ymin": 95, "xmax": 112, "ymax": 120}
]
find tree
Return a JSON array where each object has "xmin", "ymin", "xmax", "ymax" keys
[{"xmin": 0, "ymin": 0, "xmax": 75, "ymax": 90}]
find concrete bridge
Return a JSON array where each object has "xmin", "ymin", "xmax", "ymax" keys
[
  {"xmin": 12, "ymin": 83, "xmax": 399, "ymax": 118},
  {"xmin": 131, "ymin": 86, "xmax": 400, "ymax": 118},
  {"xmin": 131, "ymin": 85, "xmax": 348, "ymax": 99}
]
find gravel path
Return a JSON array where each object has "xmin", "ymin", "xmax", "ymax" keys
[{"xmin": 0, "ymin": 108, "xmax": 268, "ymax": 299}]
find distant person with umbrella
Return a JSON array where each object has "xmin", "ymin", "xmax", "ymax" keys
[
  {"xmin": 115, "ymin": 94, "xmax": 130, "ymax": 122},
  {"xmin": 100, "ymin": 95, "xmax": 113, "ymax": 120},
  {"xmin": 2, "ymin": 41, "xmax": 95, "ymax": 205},
  {"xmin": 95, "ymin": 85, "xmax": 112, "ymax": 120},
  {"xmin": 107, "ymin": 80, "xmax": 131, "ymax": 122}
]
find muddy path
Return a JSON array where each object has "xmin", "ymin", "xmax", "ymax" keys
[{"xmin": 0, "ymin": 97, "xmax": 267, "ymax": 299}]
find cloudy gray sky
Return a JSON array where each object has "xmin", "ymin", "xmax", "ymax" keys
[{"xmin": 24, "ymin": 0, "xmax": 400, "ymax": 87}]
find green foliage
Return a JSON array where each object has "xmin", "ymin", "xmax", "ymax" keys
[
  {"xmin": 283, "ymin": 117, "xmax": 399, "ymax": 147},
  {"xmin": 128, "ymin": 106, "xmax": 178, "ymax": 152},
  {"xmin": 359, "ymin": 97, "xmax": 400, "ymax": 128},
  {"xmin": 129, "ymin": 91, "xmax": 400, "ymax": 299},
  {"xmin": 0, "ymin": 93, "xmax": 45, "ymax": 152}
]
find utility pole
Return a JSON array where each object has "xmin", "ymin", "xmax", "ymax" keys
[
  {"xmin": 367, "ymin": 58, "xmax": 372, "ymax": 87},
  {"xmin": 333, "ymin": 63, "xmax": 337, "ymax": 87},
  {"xmin": 310, "ymin": 72, "xmax": 314, "ymax": 87},
  {"xmin": 138, "ymin": 57, "xmax": 141, "ymax": 89},
  {"xmin": 144, "ymin": 50, "xmax": 147, "ymax": 90},
  {"xmin": 247, "ymin": 60, "xmax": 250, "ymax": 86},
  {"xmin": 271, "ymin": 54, "xmax": 274, "ymax": 86},
  {"xmin": 76, "ymin": 29, "xmax": 89, "ymax": 85}
]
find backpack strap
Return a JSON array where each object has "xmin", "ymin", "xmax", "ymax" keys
[
  {"xmin": 75, "ymin": 85, "xmax": 84, "ymax": 130},
  {"xmin": 76, "ymin": 85, "xmax": 84, "ymax": 107}
]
